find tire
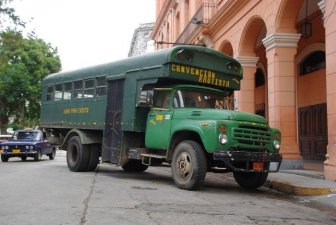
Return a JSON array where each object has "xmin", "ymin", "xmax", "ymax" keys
[
  {"xmin": 21, "ymin": 156, "xmax": 27, "ymax": 161},
  {"xmin": 66, "ymin": 136, "xmax": 90, "ymax": 172},
  {"xmin": 1, "ymin": 155, "xmax": 9, "ymax": 162},
  {"xmin": 233, "ymin": 171, "xmax": 268, "ymax": 190},
  {"xmin": 171, "ymin": 140, "xmax": 207, "ymax": 190},
  {"xmin": 122, "ymin": 159, "xmax": 148, "ymax": 172},
  {"xmin": 85, "ymin": 144, "xmax": 100, "ymax": 171},
  {"xmin": 48, "ymin": 148, "xmax": 56, "ymax": 160},
  {"xmin": 34, "ymin": 150, "xmax": 42, "ymax": 161}
]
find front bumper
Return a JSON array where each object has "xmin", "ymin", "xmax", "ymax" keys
[
  {"xmin": 213, "ymin": 151, "xmax": 282, "ymax": 172},
  {"xmin": 0, "ymin": 150, "xmax": 38, "ymax": 156}
]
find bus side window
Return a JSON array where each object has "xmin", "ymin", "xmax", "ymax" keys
[
  {"xmin": 84, "ymin": 79, "xmax": 94, "ymax": 98},
  {"xmin": 96, "ymin": 76, "xmax": 106, "ymax": 97},
  {"xmin": 63, "ymin": 82, "xmax": 72, "ymax": 100},
  {"xmin": 74, "ymin": 81, "xmax": 83, "ymax": 99},
  {"xmin": 54, "ymin": 84, "xmax": 63, "ymax": 101},
  {"xmin": 46, "ymin": 86, "xmax": 54, "ymax": 101},
  {"xmin": 154, "ymin": 91, "xmax": 171, "ymax": 109}
]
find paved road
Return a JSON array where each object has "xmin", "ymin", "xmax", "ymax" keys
[{"xmin": 0, "ymin": 151, "xmax": 335, "ymax": 225}]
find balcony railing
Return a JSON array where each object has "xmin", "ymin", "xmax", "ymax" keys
[{"xmin": 175, "ymin": 3, "xmax": 217, "ymax": 45}]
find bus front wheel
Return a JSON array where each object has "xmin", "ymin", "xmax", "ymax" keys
[
  {"xmin": 67, "ymin": 136, "xmax": 90, "ymax": 172},
  {"xmin": 171, "ymin": 140, "xmax": 207, "ymax": 190}
]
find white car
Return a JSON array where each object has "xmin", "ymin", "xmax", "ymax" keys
[{"xmin": 0, "ymin": 134, "xmax": 12, "ymax": 144}]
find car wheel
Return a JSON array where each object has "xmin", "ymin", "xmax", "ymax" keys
[
  {"xmin": 171, "ymin": 140, "xmax": 207, "ymax": 190},
  {"xmin": 34, "ymin": 150, "xmax": 42, "ymax": 161},
  {"xmin": 21, "ymin": 156, "xmax": 27, "ymax": 161},
  {"xmin": 122, "ymin": 160, "xmax": 148, "ymax": 172},
  {"xmin": 1, "ymin": 155, "xmax": 9, "ymax": 162},
  {"xmin": 233, "ymin": 171, "xmax": 268, "ymax": 190},
  {"xmin": 66, "ymin": 136, "xmax": 90, "ymax": 172},
  {"xmin": 48, "ymin": 148, "xmax": 56, "ymax": 160}
]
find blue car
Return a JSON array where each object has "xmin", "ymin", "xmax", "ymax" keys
[{"xmin": 0, "ymin": 130, "xmax": 56, "ymax": 162}]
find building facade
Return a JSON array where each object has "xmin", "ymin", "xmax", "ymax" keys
[
  {"xmin": 128, "ymin": 23, "xmax": 155, "ymax": 57},
  {"xmin": 151, "ymin": 0, "xmax": 336, "ymax": 181}
]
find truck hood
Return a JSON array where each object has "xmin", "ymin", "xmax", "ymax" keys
[{"xmin": 174, "ymin": 109, "xmax": 267, "ymax": 124}]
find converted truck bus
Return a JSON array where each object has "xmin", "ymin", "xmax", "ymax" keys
[{"xmin": 40, "ymin": 46, "xmax": 282, "ymax": 190}]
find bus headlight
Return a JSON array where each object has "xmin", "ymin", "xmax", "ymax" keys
[
  {"xmin": 273, "ymin": 140, "xmax": 280, "ymax": 150},
  {"xmin": 219, "ymin": 134, "xmax": 228, "ymax": 145}
]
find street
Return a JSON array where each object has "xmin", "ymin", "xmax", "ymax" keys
[{"xmin": 0, "ymin": 151, "xmax": 335, "ymax": 225}]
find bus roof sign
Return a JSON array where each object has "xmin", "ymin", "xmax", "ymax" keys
[{"xmin": 166, "ymin": 46, "xmax": 242, "ymax": 90}]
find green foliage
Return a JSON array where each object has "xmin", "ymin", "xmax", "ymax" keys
[{"xmin": 0, "ymin": 30, "xmax": 61, "ymax": 129}]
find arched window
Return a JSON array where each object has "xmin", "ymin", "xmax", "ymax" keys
[
  {"xmin": 255, "ymin": 68, "xmax": 265, "ymax": 87},
  {"xmin": 300, "ymin": 51, "xmax": 326, "ymax": 75}
]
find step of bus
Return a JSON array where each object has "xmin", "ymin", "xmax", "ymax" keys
[
  {"xmin": 128, "ymin": 148, "xmax": 148, "ymax": 160},
  {"xmin": 141, "ymin": 154, "xmax": 166, "ymax": 166}
]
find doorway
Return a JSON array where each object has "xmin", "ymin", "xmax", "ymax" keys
[{"xmin": 298, "ymin": 103, "xmax": 327, "ymax": 161}]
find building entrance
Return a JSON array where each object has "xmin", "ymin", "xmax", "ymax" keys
[{"xmin": 298, "ymin": 103, "xmax": 327, "ymax": 161}]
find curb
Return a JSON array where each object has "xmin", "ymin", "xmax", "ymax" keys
[{"xmin": 264, "ymin": 179, "xmax": 335, "ymax": 196}]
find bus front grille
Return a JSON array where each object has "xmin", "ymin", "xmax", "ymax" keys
[{"xmin": 232, "ymin": 126, "xmax": 271, "ymax": 148}]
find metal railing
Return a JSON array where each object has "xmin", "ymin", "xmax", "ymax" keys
[{"xmin": 175, "ymin": 3, "xmax": 216, "ymax": 44}]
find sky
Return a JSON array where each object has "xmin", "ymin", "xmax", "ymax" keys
[{"xmin": 10, "ymin": 0, "xmax": 156, "ymax": 72}]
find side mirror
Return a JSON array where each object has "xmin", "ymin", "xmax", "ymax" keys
[{"xmin": 137, "ymin": 91, "xmax": 153, "ymax": 107}]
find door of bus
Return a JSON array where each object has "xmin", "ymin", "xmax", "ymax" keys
[
  {"xmin": 102, "ymin": 79, "xmax": 124, "ymax": 163},
  {"xmin": 145, "ymin": 90, "xmax": 173, "ymax": 150}
]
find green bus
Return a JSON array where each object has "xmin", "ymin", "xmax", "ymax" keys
[{"xmin": 40, "ymin": 46, "xmax": 282, "ymax": 190}]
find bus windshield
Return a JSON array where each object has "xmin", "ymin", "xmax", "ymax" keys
[{"xmin": 173, "ymin": 90, "xmax": 233, "ymax": 109}]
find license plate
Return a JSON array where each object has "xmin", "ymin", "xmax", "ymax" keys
[
  {"xmin": 253, "ymin": 162, "xmax": 264, "ymax": 171},
  {"xmin": 12, "ymin": 149, "xmax": 21, "ymax": 154}
]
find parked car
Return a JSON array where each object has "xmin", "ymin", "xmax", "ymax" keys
[
  {"xmin": 0, "ymin": 134, "xmax": 12, "ymax": 144},
  {"xmin": 0, "ymin": 130, "xmax": 55, "ymax": 162}
]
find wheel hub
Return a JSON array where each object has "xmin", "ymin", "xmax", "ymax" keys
[{"xmin": 176, "ymin": 152, "xmax": 192, "ymax": 178}]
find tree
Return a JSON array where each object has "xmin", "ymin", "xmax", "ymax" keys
[
  {"xmin": 0, "ymin": 30, "xmax": 61, "ymax": 130},
  {"xmin": 0, "ymin": 0, "xmax": 25, "ymax": 31}
]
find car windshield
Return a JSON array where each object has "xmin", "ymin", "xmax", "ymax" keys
[
  {"xmin": 173, "ymin": 90, "xmax": 234, "ymax": 109},
  {"xmin": 13, "ymin": 131, "xmax": 41, "ymax": 141}
]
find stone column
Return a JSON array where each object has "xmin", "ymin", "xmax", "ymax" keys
[
  {"xmin": 323, "ymin": 0, "xmax": 336, "ymax": 181},
  {"xmin": 235, "ymin": 56, "xmax": 259, "ymax": 113},
  {"xmin": 262, "ymin": 33, "xmax": 303, "ymax": 169}
]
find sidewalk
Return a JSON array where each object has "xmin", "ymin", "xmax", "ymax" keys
[{"xmin": 264, "ymin": 169, "xmax": 336, "ymax": 209}]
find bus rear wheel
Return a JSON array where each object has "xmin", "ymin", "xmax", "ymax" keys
[
  {"xmin": 66, "ymin": 136, "xmax": 90, "ymax": 172},
  {"xmin": 85, "ymin": 144, "xmax": 100, "ymax": 172},
  {"xmin": 171, "ymin": 140, "xmax": 207, "ymax": 190}
]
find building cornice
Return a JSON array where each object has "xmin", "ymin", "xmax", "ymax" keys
[
  {"xmin": 207, "ymin": 0, "xmax": 256, "ymax": 35},
  {"xmin": 262, "ymin": 33, "xmax": 301, "ymax": 52},
  {"xmin": 235, "ymin": 56, "xmax": 259, "ymax": 68}
]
